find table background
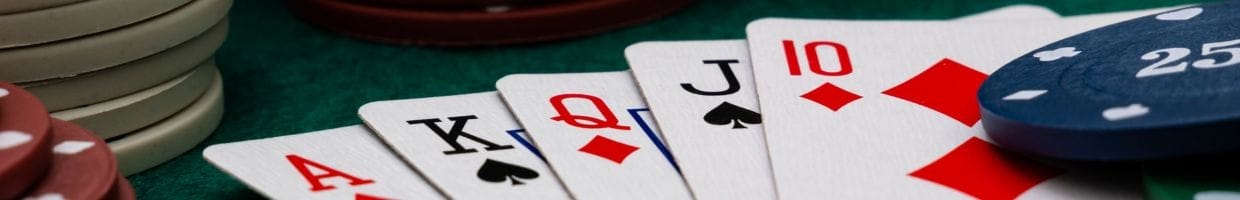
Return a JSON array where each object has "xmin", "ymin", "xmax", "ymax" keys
[{"xmin": 129, "ymin": 0, "xmax": 1214, "ymax": 198}]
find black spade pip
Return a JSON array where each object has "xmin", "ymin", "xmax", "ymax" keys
[{"xmin": 476, "ymin": 159, "xmax": 540, "ymax": 185}]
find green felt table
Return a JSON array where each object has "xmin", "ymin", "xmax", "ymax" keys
[{"xmin": 128, "ymin": 0, "xmax": 1216, "ymax": 198}]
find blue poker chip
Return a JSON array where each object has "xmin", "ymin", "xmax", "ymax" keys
[{"xmin": 979, "ymin": 1, "xmax": 1240, "ymax": 161}]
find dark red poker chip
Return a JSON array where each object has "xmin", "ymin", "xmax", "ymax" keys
[
  {"xmin": 289, "ymin": 0, "xmax": 694, "ymax": 46},
  {"xmin": 109, "ymin": 175, "xmax": 136, "ymax": 200},
  {"xmin": 355, "ymin": 0, "xmax": 566, "ymax": 7},
  {"xmin": 0, "ymin": 81, "xmax": 53, "ymax": 200},
  {"xmin": 21, "ymin": 120, "xmax": 118, "ymax": 200}
]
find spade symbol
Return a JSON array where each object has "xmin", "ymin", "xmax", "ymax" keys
[
  {"xmin": 703, "ymin": 102, "xmax": 762, "ymax": 129},
  {"xmin": 476, "ymin": 159, "xmax": 539, "ymax": 186}
]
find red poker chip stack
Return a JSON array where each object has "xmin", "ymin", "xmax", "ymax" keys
[
  {"xmin": 288, "ymin": 0, "xmax": 695, "ymax": 46},
  {"xmin": 0, "ymin": 81, "xmax": 135, "ymax": 200}
]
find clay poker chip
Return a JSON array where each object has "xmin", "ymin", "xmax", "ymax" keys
[
  {"xmin": 111, "ymin": 68, "xmax": 224, "ymax": 175},
  {"xmin": 0, "ymin": 82, "xmax": 53, "ymax": 200},
  {"xmin": 978, "ymin": 2, "xmax": 1240, "ymax": 160},
  {"xmin": 21, "ymin": 119, "xmax": 119, "ymax": 200},
  {"xmin": 52, "ymin": 60, "xmax": 218, "ymax": 139},
  {"xmin": 0, "ymin": 0, "xmax": 231, "ymax": 84},
  {"xmin": 23, "ymin": 20, "xmax": 229, "ymax": 112},
  {"xmin": 0, "ymin": 0, "xmax": 191, "ymax": 49},
  {"xmin": 0, "ymin": 0, "xmax": 87, "ymax": 15},
  {"xmin": 111, "ymin": 175, "xmax": 137, "ymax": 200},
  {"xmin": 288, "ymin": 0, "xmax": 693, "ymax": 46},
  {"xmin": 356, "ymin": 0, "xmax": 564, "ymax": 7}
]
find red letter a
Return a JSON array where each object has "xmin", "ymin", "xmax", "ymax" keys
[{"xmin": 286, "ymin": 154, "xmax": 376, "ymax": 192}]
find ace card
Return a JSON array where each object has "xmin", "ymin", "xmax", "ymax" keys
[
  {"xmin": 496, "ymin": 72, "xmax": 692, "ymax": 199},
  {"xmin": 358, "ymin": 92, "xmax": 570, "ymax": 199},
  {"xmin": 203, "ymin": 126, "xmax": 444, "ymax": 200}
]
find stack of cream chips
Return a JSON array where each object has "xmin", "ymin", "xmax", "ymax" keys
[{"xmin": 0, "ymin": 0, "xmax": 232, "ymax": 175}]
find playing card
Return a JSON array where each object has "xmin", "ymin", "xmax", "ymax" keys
[
  {"xmin": 744, "ymin": 8, "xmax": 1172, "ymax": 199},
  {"xmin": 203, "ymin": 126, "xmax": 443, "ymax": 199},
  {"xmin": 358, "ymin": 92, "xmax": 570, "ymax": 199},
  {"xmin": 626, "ymin": 41, "xmax": 773, "ymax": 200},
  {"xmin": 496, "ymin": 72, "xmax": 692, "ymax": 199}
]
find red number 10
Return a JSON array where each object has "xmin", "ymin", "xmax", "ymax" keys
[{"xmin": 783, "ymin": 40, "xmax": 853, "ymax": 76}]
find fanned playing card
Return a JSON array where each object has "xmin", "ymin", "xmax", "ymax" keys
[
  {"xmin": 744, "ymin": 8, "xmax": 1170, "ymax": 199},
  {"xmin": 496, "ymin": 72, "xmax": 692, "ymax": 199},
  {"xmin": 203, "ymin": 126, "xmax": 444, "ymax": 199},
  {"xmin": 358, "ymin": 92, "xmax": 570, "ymax": 199}
]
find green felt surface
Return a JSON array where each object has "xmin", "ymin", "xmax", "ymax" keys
[{"xmin": 129, "ymin": 0, "xmax": 1216, "ymax": 198}]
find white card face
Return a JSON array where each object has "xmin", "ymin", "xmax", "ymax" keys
[
  {"xmin": 744, "ymin": 9, "xmax": 1169, "ymax": 199},
  {"xmin": 496, "ymin": 72, "xmax": 693, "ymax": 199},
  {"xmin": 956, "ymin": 4, "xmax": 1059, "ymax": 20},
  {"xmin": 203, "ymin": 126, "xmax": 444, "ymax": 200},
  {"xmin": 618, "ymin": 6, "xmax": 1063, "ymax": 199},
  {"xmin": 358, "ymin": 92, "xmax": 570, "ymax": 200},
  {"xmin": 626, "ymin": 40, "xmax": 775, "ymax": 200}
]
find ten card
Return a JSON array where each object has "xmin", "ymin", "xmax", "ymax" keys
[
  {"xmin": 743, "ymin": 9, "xmax": 1168, "ymax": 199},
  {"xmin": 496, "ymin": 72, "xmax": 692, "ymax": 199},
  {"xmin": 203, "ymin": 126, "xmax": 443, "ymax": 199},
  {"xmin": 358, "ymin": 92, "xmax": 570, "ymax": 199}
]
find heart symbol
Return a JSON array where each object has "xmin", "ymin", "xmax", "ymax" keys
[
  {"xmin": 1102, "ymin": 104, "xmax": 1149, "ymax": 121},
  {"xmin": 1194, "ymin": 190, "xmax": 1240, "ymax": 200},
  {"xmin": 0, "ymin": 131, "xmax": 32, "ymax": 150},
  {"xmin": 1156, "ymin": 7, "xmax": 1203, "ymax": 21}
]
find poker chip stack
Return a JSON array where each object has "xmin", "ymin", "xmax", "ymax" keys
[
  {"xmin": 0, "ymin": 82, "xmax": 135, "ymax": 200},
  {"xmin": 0, "ymin": 0, "xmax": 231, "ymax": 175},
  {"xmin": 288, "ymin": 0, "xmax": 695, "ymax": 46}
]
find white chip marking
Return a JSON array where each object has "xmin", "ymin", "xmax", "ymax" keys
[
  {"xmin": 1002, "ymin": 90, "xmax": 1048, "ymax": 101},
  {"xmin": 0, "ymin": 131, "xmax": 32, "ymax": 150},
  {"xmin": 485, "ymin": 6, "xmax": 511, "ymax": 13},
  {"xmin": 0, "ymin": 88, "xmax": 8, "ymax": 98},
  {"xmin": 53, "ymin": 140, "xmax": 95, "ymax": 155},
  {"xmin": 1102, "ymin": 104, "xmax": 1150, "ymax": 121},
  {"xmin": 1194, "ymin": 190, "xmax": 1240, "ymax": 200},
  {"xmin": 24, "ymin": 193, "xmax": 65, "ymax": 200},
  {"xmin": 1033, "ymin": 47, "xmax": 1081, "ymax": 61},
  {"xmin": 1157, "ymin": 7, "xmax": 1203, "ymax": 21}
]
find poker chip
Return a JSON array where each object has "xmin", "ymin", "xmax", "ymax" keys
[
  {"xmin": 0, "ymin": 81, "xmax": 53, "ymax": 200},
  {"xmin": 0, "ymin": 0, "xmax": 87, "ymax": 15},
  {"xmin": 0, "ymin": 0, "xmax": 191, "ymax": 49},
  {"xmin": 21, "ymin": 119, "xmax": 118, "ymax": 200},
  {"xmin": 978, "ymin": 2, "xmax": 1240, "ymax": 160},
  {"xmin": 53, "ymin": 60, "xmax": 218, "ymax": 139},
  {"xmin": 288, "ymin": 0, "xmax": 693, "ymax": 46},
  {"xmin": 0, "ymin": 0, "xmax": 231, "ymax": 84},
  {"xmin": 111, "ymin": 175, "xmax": 137, "ymax": 200},
  {"xmin": 111, "ymin": 70, "xmax": 224, "ymax": 175},
  {"xmin": 23, "ymin": 20, "xmax": 228, "ymax": 112},
  {"xmin": 356, "ymin": 0, "xmax": 563, "ymax": 7}
]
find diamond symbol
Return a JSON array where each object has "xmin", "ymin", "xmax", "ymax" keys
[
  {"xmin": 801, "ymin": 82, "xmax": 861, "ymax": 111},
  {"xmin": 578, "ymin": 135, "xmax": 639, "ymax": 164},
  {"xmin": 1002, "ymin": 90, "xmax": 1048, "ymax": 101},
  {"xmin": 0, "ymin": 131, "xmax": 32, "ymax": 150},
  {"xmin": 883, "ymin": 59, "xmax": 987, "ymax": 126},
  {"xmin": 910, "ymin": 137, "xmax": 1064, "ymax": 200}
]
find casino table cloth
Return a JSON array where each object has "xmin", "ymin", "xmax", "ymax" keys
[{"xmin": 127, "ymin": 0, "xmax": 1215, "ymax": 198}]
